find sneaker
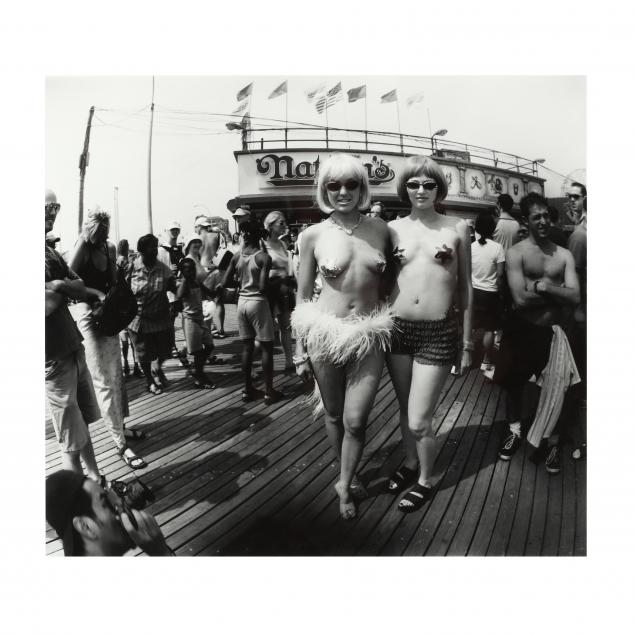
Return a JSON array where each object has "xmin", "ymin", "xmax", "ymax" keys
[
  {"xmin": 545, "ymin": 445, "xmax": 561, "ymax": 474},
  {"xmin": 498, "ymin": 432, "xmax": 522, "ymax": 460}
]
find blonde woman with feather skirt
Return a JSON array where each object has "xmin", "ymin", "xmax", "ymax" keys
[{"xmin": 291, "ymin": 154, "xmax": 393, "ymax": 520}]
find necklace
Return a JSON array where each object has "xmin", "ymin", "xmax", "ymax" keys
[{"xmin": 329, "ymin": 213, "xmax": 364, "ymax": 236}]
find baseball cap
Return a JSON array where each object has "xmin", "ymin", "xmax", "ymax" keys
[
  {"xmin": 46, "ymin": 231, "xmax": 61, "ymax": 243},
  {"xmin": 194, "ymin": 215, "xmax": 211, "ymax": 227},
  {"xmin": 46, "ymin": 470, "xmax": 87, "ymax": 556},
  {"xmin": 167, "ymin": 221, "xmax": 181, "ymax": 230},
  {"xmin": 233, "ymin": 207, "xmax": 251, "ymax": 218}
]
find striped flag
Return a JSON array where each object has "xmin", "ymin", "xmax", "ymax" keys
[
  {"xmin": 268, "ymin": 81, "xmax": 287, "ymax": 99},
  {"xmin": 347, "ymin": 85, "xmax": 366, "ymax": 102},
  {"xmin": 406, "ymin": 92, "xmax": 425, "ymax": 107},
  {"xmin": 236, "ymin": 82, "xmax": 253, "ymax": 101},
  {"xmin": 232, "ymin": 99, "xmax": 249, "ymax": 115},
  {"xmin": 305, "ymin": 83, "xmax": 325, "ymax": 103},
  {"xmin": 380, "ymin": 89, "xmax": 398, "ymax": 103},
  {"xmin": 315, "ymin": 82, "xmax": 343, "ymax": 114}
]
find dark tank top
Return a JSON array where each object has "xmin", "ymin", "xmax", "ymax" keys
[{"xmin": 79, "ymin": 243, "xmax": 112, "ymax": 293}]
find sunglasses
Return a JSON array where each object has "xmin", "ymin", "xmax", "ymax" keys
[
  {"xmin": 45, "ymin": 203, "xmax": 61, "ymax": 213},
  {"xmin": 406, "ymin": 181, "xmax": 438, "ymax": 191},
  {"xmin": 326, "ymin": 180, "xmax": 360, "ymax": 192},
  {"xmin": 567, "ymin": 194, "xmax": 583, "ymax": 200}
]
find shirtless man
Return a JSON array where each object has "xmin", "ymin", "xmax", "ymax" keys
[
  {"xmin": 194, "ymin": 215, "xmax": 220, "ymax": 271},
  {"xmin": 494, "ymin": 192, "xmax": 580, "ymax": 474}
]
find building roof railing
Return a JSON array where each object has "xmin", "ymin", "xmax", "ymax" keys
[{"xmin": 240, "ymin": 125, "xmax": 544, "ymax": 176}]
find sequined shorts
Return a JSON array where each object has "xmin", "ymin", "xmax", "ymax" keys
[{"xmin": 390, "ymin": 314, "xmax": 458, "ymax": 366}]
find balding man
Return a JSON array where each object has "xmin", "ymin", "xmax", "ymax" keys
[{"xmin": 45, "ymin": 189, "xmax": 102, "ymax": 481}]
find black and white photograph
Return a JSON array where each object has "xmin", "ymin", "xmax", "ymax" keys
[
  {"xmin": 3, "ymin": 2, "xmax": 634, "ymax": 634},
  {"xmin": 44, "ymin": 74, "xmax": 588, "ymax": 558}
]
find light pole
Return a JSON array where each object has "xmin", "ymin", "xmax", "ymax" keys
[{"xmin": 430, "ymin": 128, "xmax": 448, "ymax": 155}]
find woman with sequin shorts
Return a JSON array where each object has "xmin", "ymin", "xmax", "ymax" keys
[
  {"xmin": 386, "ymin": 156, "xmax": 473, "ymax": 513},
  {"xmin": 291, "ymin": 154, "xmax": 393, "ymax": 521}
]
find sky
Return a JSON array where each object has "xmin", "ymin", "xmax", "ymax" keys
[{"xmin": 46, "ymin": 75, "xmax": 585, "ymax": 253}]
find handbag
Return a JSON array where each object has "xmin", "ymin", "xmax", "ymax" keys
[{"xmin": 92, "ymin": 267, "xmax": 138, "ymax": 336}]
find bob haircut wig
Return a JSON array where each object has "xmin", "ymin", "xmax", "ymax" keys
[
  {"xmin": 397, "ymin": 155, "xmax": 448, "ymax": 205},
  {"xmin": 315, "ymin": 153, "xmax": 371, "ymax": 214},
  {"xmin": 263, "ymin": 210, "xmax": 286, "ymax": 233}
]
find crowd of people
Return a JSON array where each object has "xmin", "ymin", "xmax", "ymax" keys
[{"xmin": 45, "ymin": 155, "xmax": 587, "ymax": 555}]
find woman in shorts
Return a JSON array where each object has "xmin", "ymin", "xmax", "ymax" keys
[
  {"xmin": 263, "ymin": 210, "xmax": 296, "ymax": 372},
  {"xmin": 386, "ymin": 156, "xmax": 473, "ymax": 513},
  {"xmin": 292, "ymin": 154, "xmax": 392, "ymax": 520},
  {"xmin": 470, "ymin": 212, "xmax": 505, "ymax": 373}
]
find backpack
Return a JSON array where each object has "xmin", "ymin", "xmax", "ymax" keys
[{"xmin": 91, "ymin": 266, "xmax": 138, "ymax": 336}]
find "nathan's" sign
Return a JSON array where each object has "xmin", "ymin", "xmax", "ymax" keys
[{"xmin": 254, "ymin": 153, "xmax": 396, "ymax": 187}]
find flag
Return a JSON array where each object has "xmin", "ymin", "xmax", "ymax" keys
[
  {"xmin": 226, "ymin": 113, "xmax": 250, "ymax": 131},
  {"xmin": 380, "ymin": 89, "xmax": 398, "ymax": 103},
  {"xmin": 236, "ymin": 82, "xmax": 253, "ymax": 101},
  {"xmin": 347, "ymin": 85, "xmax": 366, "ymax": 103},
  {"xmin": 406, "ymin": 92, "xmax": 425, "ymax": 107},
  {"xmin": 232, "ymin": 99, "xmax": 249, "ymax": 115},
  {"xmin": 268, "ymin": 81, "xmax": 287, "ymax": 99},
  {"xmin": 315, "ymin": 82, "xmax": 343, "ymax": 114},
  {"xmin": 305, "ymin": 83, "xmax": 325, "ymax": 103}
]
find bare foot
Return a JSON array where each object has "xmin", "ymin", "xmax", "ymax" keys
[{"xmin": 334, "ymin": 481, "xmax": 356, "ymax": 520}]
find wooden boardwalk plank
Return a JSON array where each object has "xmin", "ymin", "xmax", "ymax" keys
[
  {"xmin": 574, "ymin": 457, "xmax": 587, "ymax": 556},
  {"xmin": 559, "ymin": 445, "xmax": 577, "ymax": 556}
]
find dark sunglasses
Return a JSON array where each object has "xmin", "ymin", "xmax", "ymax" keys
[
  {"xmin": 326, "ymin": 180, "xmax": 360, "ymax": 192},
  {"xmin": 406, "ymin": 181, "xmax": 438, "ymax": 191},
  {"xmin": 567, "ymin": 194, "xmax": 583, "ymax": 200},
  {"xmin": 45, "ymin": 202, "xmax": 61, "ymax": 213}
]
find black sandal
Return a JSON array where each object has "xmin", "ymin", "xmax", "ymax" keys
[
  {"xmin": 118, "ymin": 446, "xmax": 148, "ymax": 470},
  {"xmin": 398, "ymin": 483, "xmax": 433, "ymax": 513},
  {"xmin": 387, "ymin": 466, "xmax": 418, "ymax": 493}
]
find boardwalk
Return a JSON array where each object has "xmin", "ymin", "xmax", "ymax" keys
[{"xmin": 45, "ymin": 305, "xmax": 586, "ymax": 556}]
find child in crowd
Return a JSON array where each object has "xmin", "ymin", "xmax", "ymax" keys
[{"xmin": 176, "ymin": 259, "xmax": 217, "ymax": 389}]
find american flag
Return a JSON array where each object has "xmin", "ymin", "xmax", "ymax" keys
[{"xmin": 315, "ymin": 82, "xmax": 343, "ymax": 114}]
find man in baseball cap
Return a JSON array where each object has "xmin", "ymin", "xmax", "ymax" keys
[
  {"xmin": 46, "ymin": 470, "xmax": 174, "ymax": 556},
  {"xmin": 46, "ymin": 231, "xmax": 61, "ymax": 249}
]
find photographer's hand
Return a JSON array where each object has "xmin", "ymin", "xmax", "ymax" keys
[{"xmin": 120, "ymin": 509, "xmax": 175, "ymax": 556}]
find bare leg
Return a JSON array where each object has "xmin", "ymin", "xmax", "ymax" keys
[
  {"xmin": 242, "ymin": 338, "xmax": 255, "ymax": 392},
  {"xmin": 386, "ymin": 353, "xmax": 417, "ymax": 470},
  {"xmin": 277, "ymin": 310, "xmax": 294, "ymax": 368},
  {"xmin": 338, "ymin": 350, "xmax": 385, "ymax": 504},
  {"xmin": 482, "ymin": 330, "xmax": 494, "ymax": 364},
  {"xmin": 214, "ymin": 301, "xmax": 226, "ymax": 334},
  {"xmin": 408, "ymin": 362, "xmax": 451, "ymax": 486},
  {"xmin": 260, "ymin": 340, "xmax": 275, "ymax": 394},
  {"xmin": 310, "ymin": 357, "xmax": 346, "ymax": 460}
]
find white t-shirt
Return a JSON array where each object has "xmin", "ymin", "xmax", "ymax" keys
[{"xmin": 471, "ymin": 237, "xmax": 505, "ymax": 292}]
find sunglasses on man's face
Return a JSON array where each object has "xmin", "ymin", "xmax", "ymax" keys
[
  {"xmin": 567, "ymin": 194, "xmax": 583, "ymax": 201},
  {"xmin": 326, "ymin": 180, "xmax": 360, "ymax": 192},
  {"xmin": 406, "ymin": 181, "xmax": 438, "ymax": 191},
  {"xmin": 45, "ymin": 203, "xmax": 61, "ymax": 213}
]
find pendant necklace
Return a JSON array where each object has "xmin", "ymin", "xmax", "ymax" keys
[{"xmin": 329, "ymin": 213, "xmax": 363, "ymax": 236}]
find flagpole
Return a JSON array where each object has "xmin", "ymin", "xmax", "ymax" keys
[
  {"xmin": 396, "ymin": 99, "xmax": 403, "ymax": 154},
  {"xmin": 364, "ymin": 95, "xmax": 368, "ymax": 134}
]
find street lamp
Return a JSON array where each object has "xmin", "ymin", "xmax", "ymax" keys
[{"xmin": 431, "ymin": 128, "xmax": 448, "ymax": 154}]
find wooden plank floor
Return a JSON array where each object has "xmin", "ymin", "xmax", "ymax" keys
[{"xmin": 45, "ymin": 305, "xmax": 586, "ymax": 556}]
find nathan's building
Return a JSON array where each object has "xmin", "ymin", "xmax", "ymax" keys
[{"xmin": 226, "ymin": 126, "xmax": 546, "ymax": 228}]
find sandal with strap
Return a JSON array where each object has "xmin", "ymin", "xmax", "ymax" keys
[
  {"xmin": 118, "ymin": 446, "xmax": 148, "ymax": 470},
  {"xmin": 334, "ymin": 482, "xmax": 357, "ymax": 521},
  {"xmin": 387, "ymin": 466, "xmax": 418, "ymax": 493},
  {"xmin": 398, "ymin": 483, "xmax": 433, "ymax": 513},
  {"xmin": 124, "ymin": 428, "xmax": 147, "ymax": 442}
]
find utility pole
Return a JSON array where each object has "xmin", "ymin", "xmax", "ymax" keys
[
  {"xmin": 146, "ymin": 77, "xmax": 155, "ymax": 234},
  {"xmin": 78, "ymin": 106, "xmax": 95, "ymax": 233},
  {"xmin": 113, "ymin": 186, "xmax": 120, "ymax": 245}
]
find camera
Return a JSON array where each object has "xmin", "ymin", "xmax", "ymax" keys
[{"xmin": 108, "ymin": 478, "xmax": 155, "ymax": 529}]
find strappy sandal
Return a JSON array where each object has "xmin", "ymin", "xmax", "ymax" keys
[
  {"xmin": 387, "ymin": 466, "xmax": 418, "ymax": 493},
  {"xmin": 334, "ymin": 482, "xmax": 357, "ymax": 520},
  {"xmin": 118, "ymin": 446, "xmax": 148, "ymax": 470},
  {"xmin": 398, "ymin": 483, "xmax": 433, "ymax": 514},
  {"xmin": 147, "ymin": 383, "xmax": 162, "ymax": 396},
  {"xmin": 124, "ymin": 428, "xmax": 147, "ymax": 441}
]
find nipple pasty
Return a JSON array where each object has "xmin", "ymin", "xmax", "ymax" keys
[{"xmin": 434, "ymin": 244, "xmax": 453, "ymax": 264}]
